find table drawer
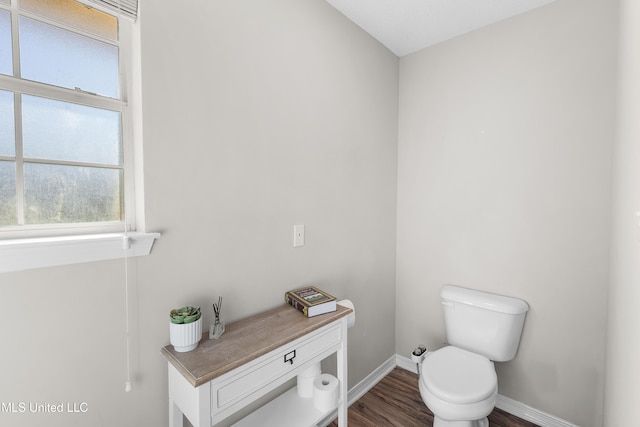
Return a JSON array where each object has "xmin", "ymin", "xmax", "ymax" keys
[{"xmin": 213, "ymin": 323, "xmax": 342, "ymax": 411}]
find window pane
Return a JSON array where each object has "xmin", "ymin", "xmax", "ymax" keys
[
  {"xmin": 0, "ymin": 161, "xmax": 17, "ymax": 226},
  {"xmin": 0, "ymin": 90, "xmax": 14, "ymax": 156},
  {"xmin": 19, "ymin": 16, "xmax": 119, "ymax": 98},
  {"xmin": 24, "ymin": 163, "xmax": 122, "ymax": 224},
  {"xmin": 20, "ymin": 0, "xmax": 118, "ymax": 42},
  {"xmin": 0, "ymin": 9, "xmax": 11, "ymax": 76},
  {"xmin": 22, "ymin": 95, "xmax": 121, "ymax": 165}
]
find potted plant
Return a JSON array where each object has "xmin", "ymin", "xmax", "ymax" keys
[{"xmin": 169, "ymin": 306, "xmax": 202, "ymax": 352}]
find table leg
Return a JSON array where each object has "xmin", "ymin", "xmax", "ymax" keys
[
  {"xmin": 337, "ymin": 324, "xmax": 348, "ymax": 426},
  {"xmin": 169, "ymin": 399, "xmax": 184, "ymax": 427}
]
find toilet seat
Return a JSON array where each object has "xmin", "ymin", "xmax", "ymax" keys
[{"xmin": 421, "ymin": 346, "xmax": 497, "ymax": 404}]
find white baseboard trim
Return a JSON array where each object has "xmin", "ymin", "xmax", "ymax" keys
[
  {"xmin": 495, "ymin": 394, "xmax": 580, "ymax": 427},
  {"xmin": 396, "ymin": 353, "xmax": 419, "ymax": 373},
  {"xmin": 317, "ymin": 354, "xmax": 397, "ymax": 427},
  {"xmin": 346, "ymin": 355, "xmax": 398, "ymax": 405},
  {"xmin": 395, "ymin": 354, "xmax": 579, "ymax": 427}
]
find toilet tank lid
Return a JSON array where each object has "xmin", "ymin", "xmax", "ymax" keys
[{"xmin": 441, "ymin": 285, "xmax": 529, "ymax": 314}]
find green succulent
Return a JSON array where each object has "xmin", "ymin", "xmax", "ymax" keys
[{"xmin": 170, "ymin": 306, "xmax": 201, "ymax": 324}]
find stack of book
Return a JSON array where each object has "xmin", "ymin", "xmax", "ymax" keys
[{"xmin": 285, "ymin": 286, "xmax": 337, "ymax": 317}]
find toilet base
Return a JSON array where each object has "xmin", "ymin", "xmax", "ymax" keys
[{"xmin": 433, "ymin": 415, "xmax": 488, "ymax": 427}]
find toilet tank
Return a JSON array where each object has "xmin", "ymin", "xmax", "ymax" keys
[{"xmin": 441, "ymin": 285, "xmax": 529, "ymax": 362}]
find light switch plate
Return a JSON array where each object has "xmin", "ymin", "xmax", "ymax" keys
[{"xmin": 293, "ymin": 225, "xmax": 305, "ymax": 247}]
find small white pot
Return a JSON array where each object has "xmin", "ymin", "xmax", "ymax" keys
[{"xmin": 169, "ymin": 318, "xmax": 202, "ymax": 352}]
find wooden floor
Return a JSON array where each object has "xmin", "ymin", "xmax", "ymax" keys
[{"xmin": 328, "ymin": 368, "xmax": 540, "ymax": 427}]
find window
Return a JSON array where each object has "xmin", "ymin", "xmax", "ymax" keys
[{"xmin": 0, "ymin": 0, "xmax": 135, "ymax": 238}]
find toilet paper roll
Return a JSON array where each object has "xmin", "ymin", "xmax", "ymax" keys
[
  {"xmin": 337, "ymin": 299, "xmax": 355, "ymax": 328},
  {"xmin": 313, "ymin": 374, "xmax": 339, "ymax": 412},
  {"xmin": 297, "ymin": 375, "xmax": 316, "ymax": 398},
  {"xmin": 296, "ymin": 362, "xmax": 321, "ymax": 398},
  {"xmin": 299, "ymin": 362, "xmax": 321, "ymax": 378}
]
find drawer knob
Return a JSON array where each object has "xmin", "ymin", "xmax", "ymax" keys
[{"xmin": 284, "ymin": 350, "xmax": 296, "ymax": 365}]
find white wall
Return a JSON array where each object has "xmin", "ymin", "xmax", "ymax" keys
[
  {"xmin": 603, "ymin": 0, "xmax": 640, "ymax": 424},
  {"xmin": 395, "ymin": 1, "xmax": 618, "ymax": 426},
  {"xmin": 140, "ymin": 0, "xmax": 398, "ymax": 404},
  {"xmin": 0, "ymin": 1, "xmax": 399, "ymax": 426}
]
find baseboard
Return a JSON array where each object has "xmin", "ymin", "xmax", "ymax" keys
[
  {"xmin": 396, "ymin": 353, "xmax": 420, "ymax": 373},
  {"xmin": 346, "ymin": 355, "xmax": 398, "ymax": 405},
  {"xmin": 395, "ymin": 354, "xmax": 579, "ymax": 427},
  {"xmin": 495, "ymin": 394, "xmax": 580, "ymax": 427},
  {"xmin": 317, "ymin": 354, "xmax": 397, "ymax": 426}
]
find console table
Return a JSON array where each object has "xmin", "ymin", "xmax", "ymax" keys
[{"xmin": 161, "ymin": 304, "xmax": 351, "ymax": 427}]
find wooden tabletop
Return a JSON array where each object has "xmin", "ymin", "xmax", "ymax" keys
[{"xmin": 161, "ymin": 304, "xmax": 352, "ymax": 387}]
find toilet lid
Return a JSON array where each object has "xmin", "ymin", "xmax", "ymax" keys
[{"xmin": 421, "ymin": 346, "xmax": 497, "ymax": 404}]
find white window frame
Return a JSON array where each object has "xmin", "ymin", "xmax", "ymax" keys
[{"xmin": 0, "ymin": 0, "xmax": 158, "ymax": 273}]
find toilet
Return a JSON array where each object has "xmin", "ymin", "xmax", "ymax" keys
[{"xmin": 419, "ymin": 285, "xmax": 529, "ymax": 427}]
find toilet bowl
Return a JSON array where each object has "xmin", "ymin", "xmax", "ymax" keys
[
  {"xmin": 419, "ymin": 346, "xmax": 497, "ymax": 427},
  {"xmin": 417, "ymin": 285, "xmax": 528, "ymax": 427}
]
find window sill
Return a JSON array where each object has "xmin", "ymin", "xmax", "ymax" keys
[{"xmin": 0, "ymin": 232, "xmax": 161, "ymax": 274}]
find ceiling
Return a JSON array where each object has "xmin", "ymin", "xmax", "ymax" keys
[{"xmin": 325, "ymin": 0, "xmax": 556, "ymax": 56}]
